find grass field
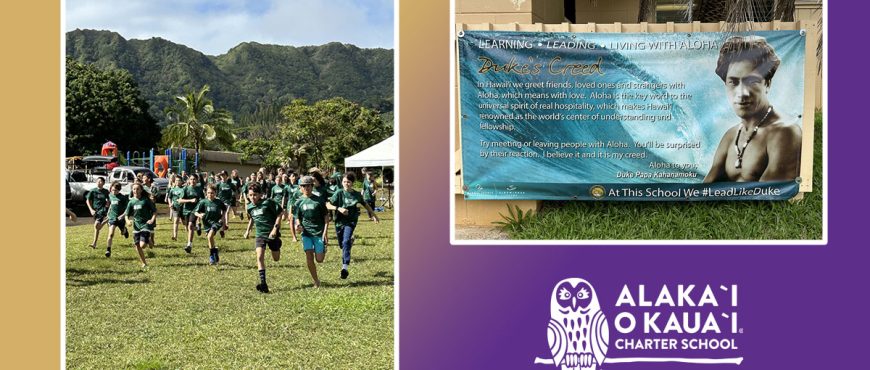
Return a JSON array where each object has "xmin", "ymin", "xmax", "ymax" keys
[
  {"xmin": 502, "ymin": 112, "xmax": 824, "ymax": 240},
  {"xmin": 66, "ymin": 206, "xmax": 394, "ymax": 369}
]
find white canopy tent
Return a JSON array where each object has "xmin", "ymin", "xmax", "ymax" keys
[{"xmin": 344, "ymin": 135, "xmax": 396, "ymax": 168}]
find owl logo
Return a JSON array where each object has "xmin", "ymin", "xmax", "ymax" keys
[
  {"xmin": 589, "ymin": 185, "xmax": 606, "ymax": 199},
  {"xmin": 546, "ymin": 278, "xmax": 609, "ymax": 370}
]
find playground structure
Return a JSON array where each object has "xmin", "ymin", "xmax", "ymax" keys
[{"xmin": 124, "ymin": 148, "xmax": 199, "ymax": 178}]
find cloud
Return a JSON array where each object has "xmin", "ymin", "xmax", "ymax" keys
[{"xmin": 65, "ymin": 0, "xmax": 394, "ymax": 55}]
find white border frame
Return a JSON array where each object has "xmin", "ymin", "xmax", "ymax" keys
[
  {"xmin": 60, "ymin": 1, "xmax": 401, "ymax": 368},
  {"xmin": 448, "ymin": 1, "xmax": 828, "ymax": 246}
]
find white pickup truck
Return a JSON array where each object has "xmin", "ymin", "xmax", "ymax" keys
[{"xmin": 106, "ymin": 166, "xmax": 169, "ymax": 202}]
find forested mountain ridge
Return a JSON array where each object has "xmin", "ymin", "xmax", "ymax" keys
[{"xmin": 66, "ymin": 29, "xmax": 394, "ymax": 121}]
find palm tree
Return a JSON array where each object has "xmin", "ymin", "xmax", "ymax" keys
[{"xmin": 162, "ymin": 85, "xmax": 235, "ymax": 171}]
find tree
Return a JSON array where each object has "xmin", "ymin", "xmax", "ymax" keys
[
  {"xmin": 161, "ymin": 85, "xmax": 235, "ymax": 170},
  {"xmin": 281, "ymin": 98, "xmax": 390, "ymax": 169},
  {"xmin": 65, "ymin": 57, "xmax": 161, "ymax": 156}
]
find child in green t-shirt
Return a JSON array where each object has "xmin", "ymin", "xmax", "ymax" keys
[
  {"xmin": 327, "ymin": 173, "xmax": 379, "ymax": 280},
  {"xmin": 195, "ymin": 184, "xmax": 227, "ymax": 265},
  {"xmin": 86, "ymin": 177, "xmax": 110, "ymax": 249},
  {"xmin": 243, "ymin": 182, "xmax": 283, "ymax": 293},
  {"xmin": 104, "ymin": 181, "xmax": 130, "ymax": 258},
  {"xmin": 294, "ymin": 176, "xmax": 330, "ymax": 288},
  {"xmin": 122, "ymin": 183, "xmax": 156, "ymax": 268}
]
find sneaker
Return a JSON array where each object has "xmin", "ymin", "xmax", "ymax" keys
[
  {"xmin": 184, "ymin": 244, "xmax": 192, "ymax": 254},
  {"xmin": 121, "ymin": 228, "xmax": 129, "ymax": 239},
  {"xmin": 340, "ymin": 269, "xmax": 349, "ymax": 279},
  {"xmin": 219, "ymin": 230, "xmax": 225, "ymax": 239},
  {"xmin": 196, "ymin": 225, "xmax": 202, "ymax": 236},
  {"xmin": 105, "ymin": 248, "xmax": 111, "ymax": 258},
  {"xmin": 256, "ymin": 282, "xmax": 270, "ymax": 293},
  {"xmin": 88, "ymin": 244, "xmax": 95, "ymax": 249},
  {"xmin": 208, "ymin": 252, "xmax": 217, "ymax": 265},
  {"xmin": 214, "ymin": 249, "xmax": 220, "ymax": 263}
]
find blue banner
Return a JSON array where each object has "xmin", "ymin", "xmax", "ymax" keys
[{"xmin": 459, "ymin": 30, "xmax": 806, "ymax": 200}]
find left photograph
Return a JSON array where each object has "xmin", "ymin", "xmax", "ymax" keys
[{"xmin": 63, "ymin": 1, "xmax": 395, "ymax": 368}]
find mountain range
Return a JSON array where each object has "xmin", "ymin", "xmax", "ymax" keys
[{"xmin": 66, "ymin": 29, "xmax": 394, "ymax": 122}]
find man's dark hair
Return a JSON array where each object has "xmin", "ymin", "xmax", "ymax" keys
[
  {"xmin": 248, "ymin": 182, "xmax": 262, "ymax": 194},
  {"xmin": 311, "ymin": 171, "xmax": 326, "ymax": 187},
  {"xmin": 715, "ymin": 36, "xmax": 781, "ymax": 85}
]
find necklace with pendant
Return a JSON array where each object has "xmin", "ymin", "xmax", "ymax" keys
[{"xmin": 733, "ymin": 106, "xmax": 772, "ymax": 169}]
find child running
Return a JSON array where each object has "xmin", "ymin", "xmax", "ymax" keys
[
  {"xmin": 243, "ymin": 182, "xmax": 283, "ymax": 293},
  {"xmin": 229, "ymin": 169, "xmax": 244, "ymax": 220},
  {"xmin": 86, "ymin": 177, "xmax": 110, "ymax": 249},
  {"xmin": 194, "ymin": 184, "xmax": 227, "ymax": 265},
  {"xmin": 179, "ymin": 174, "xmax": 203, "ymax": 253},
  {"xmin": 327, "ymin": 173, "xmax": 379, "ymax": 279},
  {"xmin": 168, "ymin": 175, "xmax": 186, "ymax": 241},
  {"xmin": 122, "ymin": 182, "xmax": 156, "ymax": 268},
  {"xmin": 216, "ymin": 171, "xmax": 236, "ymax": 238},
  {"xmin": 104, "ymin": 181, "xmax": 130, "ymax": 258},
  {"xmin": 293, "ymin": 176, "xmax": 330, "ymax": 288}
]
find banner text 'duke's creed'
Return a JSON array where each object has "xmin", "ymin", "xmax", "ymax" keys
[{"xmin": 458, "ymin": 30, "xmax": 806, "ymax": 201}]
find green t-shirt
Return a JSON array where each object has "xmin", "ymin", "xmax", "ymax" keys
[
  {"xmin": 86, "ymin": 188, "xmax": 110, "ymax": 214},
  {"xmin": 107, "ymin": 193, "xmax": 129, "ymax": 221},
  {"xmin": 125, "ymin": 196, "xmax": 156, "ymax": 231},
  {"xmin": 181, "ymin": 185, "xmax": 201, "ymax": 214},
  {"xmin": 311, "ymin": 185, "xmax": 329, "ymax": 205},
  {"xmin": 230, "ymin": 177, "xmax": 243, "ymax": 193},
  {"xmin": 293, "ymin": 195, "xmax": 327, "ymax": 237},
  {"xmin": 195, "ymin": 198, "xmax": 226, "ymax": 229},
  {"xmin": 327, "ymin": 184, "xmax": 340, "ymax": 198},
  {"xmin": 271, "ymin": 184, "xmax": 287, "ymax": 205},
  {"xmin": 217, "ymin": 180, "xmax": 236, "ymax": 203},
  {"xmin": 240, "ymin": 182, "xmax": 249, "ymax": 200},
  {"xmin": 362, "ymin": 179, "xmax": 374, "ymax": 201},
  {"xmin": 329, "ymin": 189, "xmax": 364, "ymax": 227},
  {"xmin": 246, "ymin": 199, "xmax": 282, "ymax": 238},
  {"xmin": 331, "ymin": 172, "xmax": 343, "ymax": 184},
  {"xmin": 169, "ymin": 186, "xmax": 185, "ymax": 208},
  {"xmin": 193, "ymin": 183, "xmax": 205, "ymax": 198}
]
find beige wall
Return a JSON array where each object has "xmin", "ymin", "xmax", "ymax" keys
[
  {"xmin": 455, "ymin": 0, "xmax": 565, "ymax": 24},
  {"xmin": 575, "ymin": 0, "xmax": 640, "ymax": 23},
  {"xmin": 199, "ymin": 162, "xmax": 262, "ymax": 178}
]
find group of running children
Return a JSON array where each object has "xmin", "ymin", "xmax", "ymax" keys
[{"xmin": 84, "ymin": 167, "xmax": 380, "ymax": 293}]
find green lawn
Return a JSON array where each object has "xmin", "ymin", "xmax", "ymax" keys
[
  {"xmin": 503, "ymin": 112, "xmax": 824, "ymax": 240},
  {"xmin": 66, "ymin": 208, "xmax": 394, "ymax": 369}
]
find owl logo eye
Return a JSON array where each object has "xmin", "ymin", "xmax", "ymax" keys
[
  {"xmin": 558, "ymin": 287, "xmax": 572, "ymax": 300},
  {"xmin": 576, "ymin": 288, "xmax": 590, "ymax": 300}
]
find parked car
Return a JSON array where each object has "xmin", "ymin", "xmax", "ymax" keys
[
  {"xmin": 107, "ymin": 166, "xmax": 169, "ymax": 202},
  {"xmin": 65, "ymin": 170, "xmax": 100, "ymax": 207}
]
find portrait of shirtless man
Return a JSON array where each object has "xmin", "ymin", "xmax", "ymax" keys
[{"xmin": 704, "ymin": 36, "xmax": 802, "ymax": 183}]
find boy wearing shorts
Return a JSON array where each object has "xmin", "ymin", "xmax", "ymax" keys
[
  {"xmin": 123, "ymin": 183, "xmax": 156, "ymax": 268},
  {"xmin": 104, "ymin": 181, "xmax": 130, "ymax": 258},
  {"xmin": 168, "ymin": 176, "xmax": 186, "ymax": 241},
  {"xmin": 293, "ymin": 176, "xmax": 330, "ymax": 288},
  {"xmin": 86, "ymin": 177, "xmax": 110, "ymax": 249},
  {"xmin": 195, "ymin": 184, "xmax": 227, "ymax": 265},
  {"xmin": 243, "ymin": 182, "xmax": 283, "ymax": 293},
  {"xmin": 179, "ymin": 174, "xmax": 202, "ymax": 253}
]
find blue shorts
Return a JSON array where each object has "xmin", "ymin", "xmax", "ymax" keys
[{"xmin": 302, "ymin": 235, "xmax": 325, "ymax": 254}]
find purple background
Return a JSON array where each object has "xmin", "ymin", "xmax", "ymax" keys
[{"xmin": 399, "ymin": 3, "xmax": 867, "ymax": 370}]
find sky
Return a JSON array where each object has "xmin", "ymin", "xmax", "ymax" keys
[{"xmin": 65, "ymin": 0, "xmax": 394, "ymax": 55}]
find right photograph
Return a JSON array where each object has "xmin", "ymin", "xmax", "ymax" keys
[{"xmin": 451, "ymin": 0, "xmax": 824, "ymax": 242}]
